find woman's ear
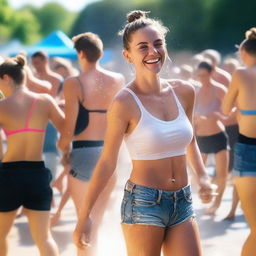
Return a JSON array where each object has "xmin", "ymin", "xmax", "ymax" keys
[
  {"xmin": 123, "ymin": 49, "xmax": 132, "ymax": 63},
  {"xmin": 2, "ymin": 74, "xmax": 10, "ymax": 83}
]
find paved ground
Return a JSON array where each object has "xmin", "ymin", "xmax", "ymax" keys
[{"xmin": 7, "ymin": 145, "xmax": 248, "ymax": 256}]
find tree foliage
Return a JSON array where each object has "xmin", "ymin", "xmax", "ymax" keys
[
  {"xmin": 1, "ymin": 0, "xmax": 255, "ymax": 53},
  {"xmin": 30, "ymin": 3, "xmax": 77, "ymax": 37},
  {"xmin": 71, "ymin": 0, "xmax": 133, "ymax": 47}
]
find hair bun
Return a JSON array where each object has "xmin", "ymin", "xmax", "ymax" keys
[
  {"xmin": 127, "ymin": 10, "xmax": 149, "ymax": 23},
  {"xmin": 245, "ymin": 27, "xmax": 256, "ymax": 41},
  {"xmin": 13, "ymin": 53, "xmax": 26, "ymax": 68}
]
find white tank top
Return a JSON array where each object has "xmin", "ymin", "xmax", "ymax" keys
[{"xmin": 123, "ymin": 87, "xmax": 194, "ymax": 160}]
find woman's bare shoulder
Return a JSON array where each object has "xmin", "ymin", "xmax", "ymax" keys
[{"xmin": 167, "ymin": 79, "xmax": 195, "ymax": 97}]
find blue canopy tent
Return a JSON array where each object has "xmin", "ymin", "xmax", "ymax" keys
[{"xmin": 10, "ymin": 30, "xmax": 113, "ymax": 64}]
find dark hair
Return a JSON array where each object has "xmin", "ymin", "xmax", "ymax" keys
[
  {"xmin": 0, "ymin": 54, "xmax": 26, "ymax": 85},
  {"xmin": 72, "ymin": 32, "xmax": 103, "ymax": 63},
  {"xmin": 31, "ymin": 51, "xmax": 48, "ymax": 60},
  {"xmin": 119, "ymin": 10, "xmax": 169, "ymax": 50},
  {"xmin": 197, "ymin": 61, "xmax": 213, "ymax": 73},
  {"xmin": 241, "ymin": 27, "xmax": 256, "ymax": 56}
]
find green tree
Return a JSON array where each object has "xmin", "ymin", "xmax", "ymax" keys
[
  {"xmin": 71, "ymin": 0, "xmax": 134, "ymax": 47},
  {"xmin": 208, "ymin": 0, "xmax": 256, "ymax": 52},
  {"xmin": 31, "ymin": 3, "xmax": 77, "ymax": 37},
  {"xmin": 11, "ymin": 10, "xmax": 40, "ymax": 44},
  {"xmin": 0, "ymin": 1, "xmax": 15, "ymax": 43}
]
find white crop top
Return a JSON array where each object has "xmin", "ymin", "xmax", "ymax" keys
[{"xmin": 123, "ymin": 87, "xmax": 194, "ymax": 160}]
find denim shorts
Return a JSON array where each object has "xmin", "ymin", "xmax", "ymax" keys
[
  {"xmin": 121, "ymin": 181, "xmax": 195, "ymax": 228},
  {"xmin": 233, "ymin": 142, "xmax": 256, "ymax": 177}
]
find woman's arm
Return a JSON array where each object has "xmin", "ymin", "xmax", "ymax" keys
[
  {"xmin": 222, "ymin": 70, "xmax": 240, "ymax": 115},
  {"xmin": 45, "ymin": 94, "xmax": 65, "ymax": 133},
  {"xmin": 73, "ymin": 94, "xmax": 130, "ymax": 248},
  {"xmin": 58, "ymin": 77, "xmax": 80, "ymax": 152},
  {"xmin": 181, "ymin": 82, "xmax": 213, "ymax": 203}
]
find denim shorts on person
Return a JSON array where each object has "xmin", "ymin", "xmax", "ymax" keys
[
  {"xmin": 233, "ymin": 142, "xmax": 256, "ymax": 177},
  {"xmin": 121, "ymin": 181, "xmax": 195, "ymax": 228}
]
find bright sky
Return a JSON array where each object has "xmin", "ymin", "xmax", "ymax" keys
[{"xmin": 9, "ymin": 0, "xmax": 101, "ymax": 12}]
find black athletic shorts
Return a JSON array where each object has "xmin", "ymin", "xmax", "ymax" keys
[
  {"xmin": 0, "ymin": 161, "xmax": 53, "ymax": 212},
  {"xmin": 196, "ymin": 132, "xmax": 230, "ymax": 154}
]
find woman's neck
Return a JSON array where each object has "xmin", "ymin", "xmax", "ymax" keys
[
  {"xmin": 4, "ymin": 84, "xmax": 25, "ymax": 97},
  {"xmin": 133, "ymin": 73, "xmax": 162, "ymax": 94}
]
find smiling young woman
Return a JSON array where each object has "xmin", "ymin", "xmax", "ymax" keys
[{"xmin": 72, "ymin": 10, "xmax": 214, "ymax": 256}]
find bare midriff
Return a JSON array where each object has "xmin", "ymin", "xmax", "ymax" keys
[{"xmin": 129, "ymin": 155, "xmax": 188, "ymax": 191}]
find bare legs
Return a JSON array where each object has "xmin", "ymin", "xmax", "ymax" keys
[
  {"xmin": 69, "ymin": 173, "xmax": 116, "ymax": 256},
  {"xmin": 25, "ymin": 209, "xmax": 59, "ymax": 256},
  {"xmin": 0, "ymin": 209, "xmax": 58, "ymax": 256},
  {"xmin": 224, "ymin": 184, "xmax": 239, "ymax": 220},
  {"xmin": 202, "ymin": 150, "xmax": 229, "ymax": 215},
  {"xmin": 234, "ymin": 177, "xmax": 256, "ymax": 256},
  {"xmin": 0, "ymin": 210, "xmax": 18, "ymax": 256},
  {"xmin": 122, "ymin": 218, "xmax": 201, "ymax": 256}
]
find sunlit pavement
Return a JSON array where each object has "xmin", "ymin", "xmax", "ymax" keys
[{"xmin": 7, "ymin": 145, "xmax": 248, "ymax": 256}]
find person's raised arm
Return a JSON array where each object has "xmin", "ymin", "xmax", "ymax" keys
[{"xmin": 73, "ymin": 93, "xmax": 130, "ymax": 249}]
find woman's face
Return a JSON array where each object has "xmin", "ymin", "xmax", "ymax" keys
[
  {"xmin": 124, "ymin": 25, "xmax": 166, "ymax": 74},
  {"xmin": 196, "ymin": 68, "xmax": 211, "ymax": 84}
]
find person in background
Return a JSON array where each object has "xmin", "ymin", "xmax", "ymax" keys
[
  {"xmin": 195, "ymin": 61, "xmax": 228, "ymax": 215},
  {"xmin": 222, "ymin": 57, "xmax": 241, "ymax": 75},
  {"xmin": 72, "ymin": 10, "xmax": 214, "ymax": 256},
  {"xmin": 31, "ymin": 51, "xmax": 63, "ymax": 98},
  {"xmin": 178, "ymin": 64, "xmax": 201, "ymax": 89},
  {"xmin": 221, "ymin": 56, "xmax": 241, "ymax": 220},
  {"xmin": 58, "ymin": 32, "xmax": 124, "ymax": 255},
  {"xmin": 222, "ymin": 27, "xmax": 256, "ymax": 256},
  {"xmin": 51, "ymin": 57, "xmax": 79, "ymax": 79},
  {"xmin": 0, "ymin": 54, "xmax": 64, "ymax": 256},
  {"xmin": 202, "ymin": 49, "xmax": 231, "ymax": 87},
  {"xmin": 31, "ymin": 51, "xmax": 63, "ymax": 184}
]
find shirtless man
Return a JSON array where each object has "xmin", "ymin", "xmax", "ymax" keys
[
  {"xmin": 31, "ymin": 51, "xmax": 63, "ymax": 184},
  {"xmin": 25, "ymin": 65, "xmax": 51, "ymax": 94},
  {"xmin": 31, "ymin": 51, "xmax": 63, "ymax": 98},
  {"xmin": 202, "ymin": 49, "xmax": 231, "ymax": 87},
  {"xmin": 195, "ymin": 61, "xmax": 229, "ymax": 215}
]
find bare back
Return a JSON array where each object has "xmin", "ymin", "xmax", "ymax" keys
[
  {"xmin": 0, "ymin": 90, "xmax": 64, "ymax": 161},
  {"xmin": 66, "ymin": 67, "xmax": 124, "ymax": 141},
  {"xmin": 236, "ymin": 67, "xmax": 256, "ymax": 137},
  {"xmin": 195, "ymin": 81, "xmax": 226, "ymax": 136}
]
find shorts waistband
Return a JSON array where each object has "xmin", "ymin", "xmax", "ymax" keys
[
  {"xmin": 125, "ymin": 180, "xmax": 190, "ymax": 198},
  {"xmin": 196, "ymin": 131, "xmax": 226, "ymax": 139},
  {"xmin": 238, "ymin": 133, "xmax": 256, "ymax": 145},
  {"xmin": 1, "ymin": 161, "xmax": 45, "ymax": 169},
  {"xmin": 72, "ymin": 140, "xmax": 104, "ymax": 149}
]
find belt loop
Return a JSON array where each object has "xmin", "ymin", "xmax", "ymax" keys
[
  {"xmin": 157, "ymin": 190, "xmax": 162, "ymax": 204},
  {"xmin": 126, "ymin": 180, "xmax": 135, "ymax": 193}
]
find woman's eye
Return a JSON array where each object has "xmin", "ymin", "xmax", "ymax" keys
[
  {"xmin": 139, "ymin": 46, "xmax": 147, "ymax": 50},
  {"xmin": 155, "ymin": 43, "xmax": 163, "ymax": 48}
]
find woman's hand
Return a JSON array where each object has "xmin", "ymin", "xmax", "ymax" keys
[
  {"xmin": 198, "ymin": 175, "xmax": 217, "ymax": 203},
  {"xmin": 73, "ymin": 217, "xmax": 92, "ymax": 249},
  {"xmin": 57, "ymin": 136, "xmax": 70, "ymax": 153}
]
